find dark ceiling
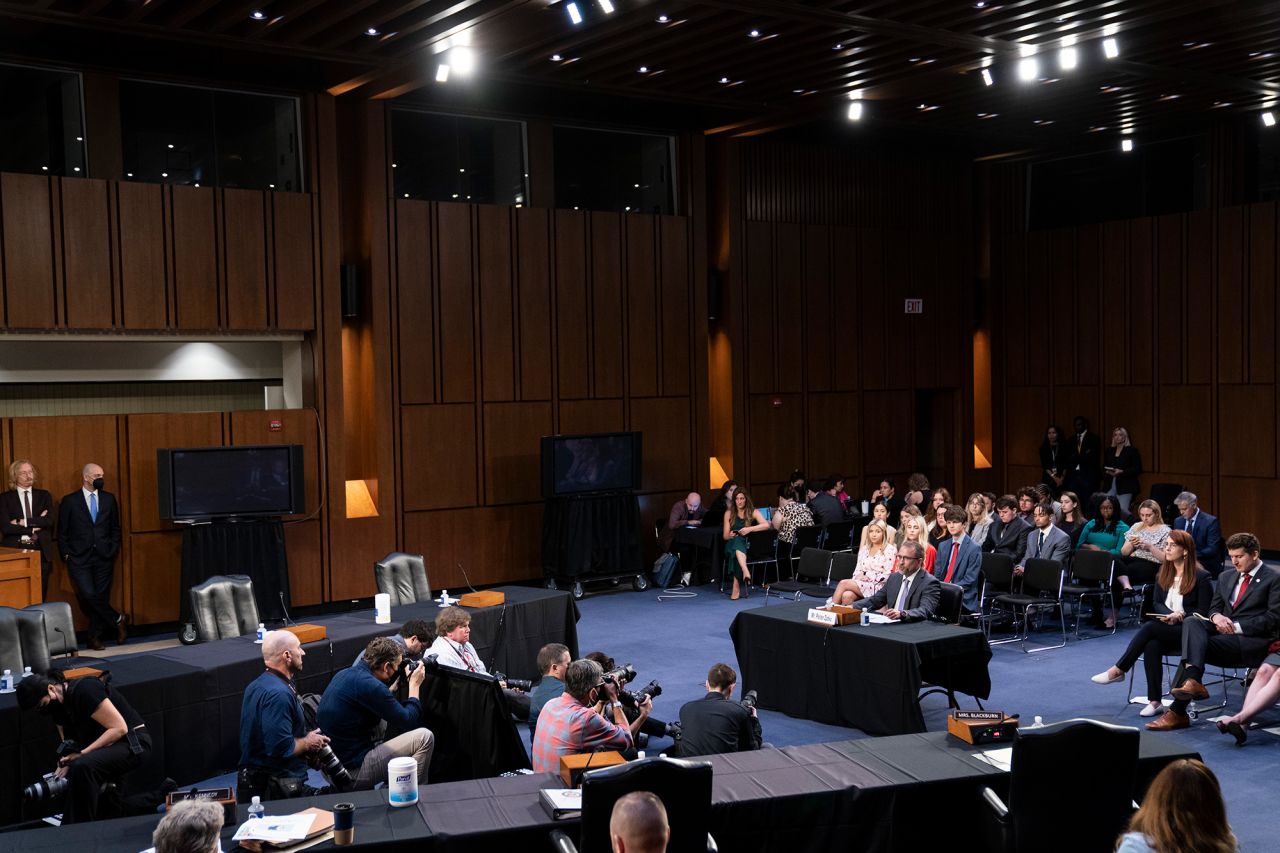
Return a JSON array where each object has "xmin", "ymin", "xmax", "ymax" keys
[{"xmin": 1, "ymin": 0, "xmax": 1277, "ymax": 158}]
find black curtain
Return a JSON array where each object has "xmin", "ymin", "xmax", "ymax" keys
[{"xmin": 541, "ymin": 493, "xmax": 643, "ymax": 580}]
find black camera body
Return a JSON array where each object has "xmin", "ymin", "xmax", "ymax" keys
[
  {"xmin": 312, "ymin": 743, "xmax": 353, "ymax": 791},
  {"xmin": 618, "ymin": 679, "xmax": 662, "ymax": 709},
  {"xmin": 23, "ymin": 771, "xmax": 69, "ymax": 806},
  {"xmin": 493, "ymin": 671, "xmax": 533, "ymax": 692},
  {"xmin": 603, "ymin": 664, "xmax": 638, "ymax": 687},
  {"xmin": 740, "ymin": 689, "xmax": 758, "ymax": 712}
]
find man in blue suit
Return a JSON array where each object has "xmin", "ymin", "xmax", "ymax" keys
[
  {"xmin": 58, "ymin": 462, "xmax": 124, "ymax": 650},
  {"xmin": 935, "ymin": 504, "xmax": 982, "ymax": 613},
  {"xmin": 1172, "ymin": 491, "xmax": 1224, "ymax": 577}
]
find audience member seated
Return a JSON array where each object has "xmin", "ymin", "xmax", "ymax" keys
[
  {"xmin": 1017, "ymin": 502, "xmax": 1071, "ymax": 575},
  {"xmin": 830, "ymin": 519, "xmax": 896, "ymax": 606},
  {"xmin": 964, "ymin": 492, "xmax": 992, "ymax": 547},
  {"xmin": 981, "ymin": 492, "xmax": 997, "ymax": 514},
  {"xmin": 152, "ymin": 799, "xmax": 224, "ymax": 853},
  {"xmin": 833, "ymin": 475, "xmax": 852, "ymax": 514},
  {"xmin": 806, "ymin": 477, "xmax": 843, "ymax": 527},
  {"xmin": 1015, "ymin": 486, "xmax": 1038, "ymax": 521},
  {"xmin": 660, "ymin": 492, "xmax": 704, "ymax": 552},
  {"xmin": 1031, "ymin": 484, "xmax": 1062, "ymax": 522},
  {"xmin": 531, "ymin": 659, "xmax": 649, "ymax": 773},
  {"xmin": 898, "ymin": 514, "xmax": 937, "ymax": 575},
  {"xmin": 1103, "ymin": 426, "xmax": 1143, "ymax": 515},
  {"xmin": 1056, "ymin": 490, "xmax": 1085, "ymax": 541},
  {"xmin": 1147, "ymin": 532, "xmax": 1280, "ymax": 733},
  {"xmin": 723, "ymin": 489, "xmax": 770, "ymax": 600},
  {"xmin": 983, "ymin": 495, "xmax": 1031, "ymax": 565},
  {"xmin": 1120, "ymin": 499, "xmax": 1171, "ymax": 589},
  {"xmin": 429, "ymin": 606, "xmax": 532, "ymax": 719},
  {"xmin": 351, "ymin": 619, "xmax": 435, "ymax": 704},
  {"xmin": 585, "ymin": 652, "xmax": 679, "ymax": 743},
  {"xmin": 1078, "ymin": 495, "xmax": 1131, "ymax": 627},
  {"xmin": 529, "ymin": 643, "xmax": 571, "ymax": 734},
  {"xmin": 894, "ymin": 505, "xmax": 923, "ymax": 548},
  {"xmin": 770, "ymin": 484, "xmax": 814, "ymax": 548},
  {"xmin": 675, "ymin": 663, "xmax": 761, "ymax": 757},
  {"xmin": 1172, "ymin": 491, "xmax": 1225, "ymax": 577},
  {"xmin": 238, "ymin": 630, "xmax": 330, "ymax": 802},
  {"xmin": 870, "ymin": 478, "xmax": 905, "ymax": 520},
  {"xmin": 926, "ymin": 503, "xmax": 950, "ymax": 549},
  {"xmin": 1216, "ymin": 649, "xmax": 1280, "ymax": 746},
  {"xmin": 1091, "ymin": 531, "xmax": 1211, "ymax": 718},
  {"xmin": 935, "ymin": 505, "xmax": 982, "ymax": 612},
  {"xmin": 699, "ymin": 481, "xmax": 737, "ymax": 535},
  {"xmin": 316, "ymin": 637, "xmax": 435, "ymax": 789},
  {"xmin": 851, "ymin": 540, "xmax": 940, "ymax": 622},
  {"xmin": 1115, "ymin": 759, "xmax": 1237, "ymax": 853},
  {"xmin": 1039, "ymin": 423, "xmax": 1071, "ymax": 494},
  {"xmin": 904, "ymin": 472, "xmax": 931, "ymax": 511},
  {"xmin": 858, "ymin": 501, "xmax": 895, "ymax": 547},
  {"xmin": 610, "ymin": 791, "xmax": 670, "ymax": 853}
]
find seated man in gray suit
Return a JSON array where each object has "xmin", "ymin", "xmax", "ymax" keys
[
  {"xmin": 851, "ymin": 540, "xmax": 940, "ymax": 622},
  {"xmin": 1016, "ymin": 503, "xmax": 1072, "ymax": 574}
]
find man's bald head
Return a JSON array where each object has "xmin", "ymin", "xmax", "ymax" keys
[
  {"xmin": 262, "ymin": 630, "xmax": 302, "ymax": 673},
  {"xmin": 609, "ymin": 791, "xmax": 669, "ymax": 853}
]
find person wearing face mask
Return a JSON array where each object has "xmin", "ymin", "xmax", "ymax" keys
[
  {"xmin": 531, "ymin": 658, "xmax": 651, "ymax": 773},
  {"xmin": 1, "ymin": 459, "xmax": 56, "ymax": 599},
  {"xmin": 58, "ymin": 463, "xmax": 124, "ymax": 650},
  {"xmin": 17, "ymin": 671, "xmax": 151, "ymax": 823}
]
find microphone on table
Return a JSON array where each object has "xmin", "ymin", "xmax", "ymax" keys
[
  {"xmin": 279, "ymin": 591, "xmax": 297, "ymax": 626},
  {"xmin": 457, "ymin": 562, "xmax": 479, "ymax": 594}
]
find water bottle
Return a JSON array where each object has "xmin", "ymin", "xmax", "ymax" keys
[
  {"xmin": 1029, "ymin": 715, "xmax": 1044, "ymax": 729},
  {"xmin": 0, "ymin": 670, "xmax": 12, "ymax": 692},
  {"xmin": 21, "ymin": 666, "xmax": 33, "ymax": 679},
  {"xmin": 440, "ymin": 590, "xmax": 450, "ymax": 606},
  {"xmin": 255, "ymin": 623, "xmax": 266, "ymax": 644},
  {"xmin": 247, "ymin": 796, "xmax": 265, "ymax": 819}
]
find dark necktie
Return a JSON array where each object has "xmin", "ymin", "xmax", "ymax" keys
[
  {"xmin": 1035, "ymin": 531, "xmax": 1045, "ymax": 558},
  {"xmin": 22, "ymin": 491, "xmax": 32, "ymax": 527}
]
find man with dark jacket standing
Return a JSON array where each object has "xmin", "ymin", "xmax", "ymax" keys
[
  {"xmin": 58, "ymin": 462, "xmax": 124, "ymax": 650},
  {"xmin": 677, "ymin": 663, "xmax": 761, "ymax": 757},
  {"xmin": 1, "ymin": 459, "xmax": 56, "ymax": 599}
]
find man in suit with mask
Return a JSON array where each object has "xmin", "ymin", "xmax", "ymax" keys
[
  {"xmin": 851, "ymin": 540, "xmax": 940, "ymax": 622},
  {"xmin": 1, "ymin": 459, "xmax": 56, "ymax": 599},
  {"xmin": 58, "ymin": 462, "xmax": 125, "ymax": 650}
]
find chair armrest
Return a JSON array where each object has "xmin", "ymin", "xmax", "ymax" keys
[
  {"xmin": 982, "ymin": 786, "xmax": 1010, "ymax": 821},
  {"xmin": 550, "ymin": 829, "xmax": 578, "ymax": 853},
  {"xmin": 707, "ymin": 832, "xmax": 718, "ymax": 853}
]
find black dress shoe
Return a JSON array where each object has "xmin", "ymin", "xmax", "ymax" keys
[
  {"xmin": 88, "ymin": 636, "xmax": 105, "ymax": 651},
  {"xmin": 1217, "ymin": 720, "xmax": 1248, "ymax": 746}
]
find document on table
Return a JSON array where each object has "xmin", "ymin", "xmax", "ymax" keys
[
  {"xmin": 232, "ymin": 813, "xmax": 317, "ymax": 843},
  {"xmin": 972, "ymin": 747, "xmax": 1013, "ymax": 771},
  {"xmin": 864, "ymin": 612, "xmax": 899, "ymax": 624}
]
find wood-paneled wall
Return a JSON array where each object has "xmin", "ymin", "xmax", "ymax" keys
[
  {"xmin": 391, "ymin": 202, "xmax": 705, "ymax": 580},
  {"xmin": 995, "ymin": 201, "xmax": 1280, "ymax": 537}
]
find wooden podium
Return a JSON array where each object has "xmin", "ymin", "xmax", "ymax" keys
[{"xmin": 0, "ymin": 548, "xmax": 41, "ymax": 607}]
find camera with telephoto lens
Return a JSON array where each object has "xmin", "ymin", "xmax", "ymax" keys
[
  {"xmin": 313, "ymin": 743, "xmax": 353, "ymax": 791},
  {"xmin": 493, "ymin": 671, "xmax": 533, "ymax": 692},
  {"xmin": 603, "ymin": 664, "xmax": 637, "ymax": 688},
  {"xmin": 740, "ymin": 689, "xmax": 759, "ymax": 712},
  {"xmin": 618, "ymin": 679, "xmax": 662, "ymax": 709},
  {"xmin": 23, "ymin": 740, "xmax": 79, "ymax": 805}
]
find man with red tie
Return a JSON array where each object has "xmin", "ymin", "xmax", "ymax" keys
[
  {"xmin": 934, "ymin": 504, "xmax": 983, "ymax": 614},
  {"xmin": 1, "ymin": 460, "xmax": 55, "ymax": 600},
  {"xmin": 1148, "ymin": 532, "xmax": 1280, "ymax": 731}
]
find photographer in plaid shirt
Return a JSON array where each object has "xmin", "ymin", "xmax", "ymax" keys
[{"xmin": 531, "ymin": 658, "xmax": 652, "ymax": 773}]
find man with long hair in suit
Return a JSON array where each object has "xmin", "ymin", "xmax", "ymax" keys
[
  {"xmin": 1, "ymin": 459, "xmax": 55, "ymax": 599},
  {"xmin": 58, "ymin": 462, "xmax": 125, "ymax": 650}
]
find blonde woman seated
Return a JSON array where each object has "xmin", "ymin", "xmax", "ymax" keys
[
  {"xmin": 898, "ymin": 514, "xmax": 937, "ymax": 575},
  {"xmin": 858, "ymin": 502, "xmax": 896, "ymax": 548},
  {"xmin": 831, "ymin": 520, "xmax": 897, "ymax": 605},
  {"xmin": 965, "ymin": 492, "xmax": 992, "ymax": 546},
  {"xmin": 895, "ymin": 505, "xmax": 923, "ymax": 548}
]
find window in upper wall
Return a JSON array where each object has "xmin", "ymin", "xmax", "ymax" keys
[
  {"xmin": 0, "ymin": 63, "xmax": 86, "ymax": 178},
  {"xmin": 120, "ymin": 81, "xmax": 302, "ymax": 191},
  {"xmin": 554, "ymin": 126, "xmax": 674, "ymax": 214},
  {"xmin": 390, "ymin": 109, "xmax": 527, "ymax": 205}
]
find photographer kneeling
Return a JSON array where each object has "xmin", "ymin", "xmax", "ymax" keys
[
  {"xmin": 585, "ymin": 651, "xmax": 680, "ymax": 745},
  {"xmin": 238, "ymin": 630, "xmax": 332, "ymax": 802},
  {"xmin": 675, "ymin": 663, "xmax": 762, "ymax": 757},
  {"xmin": 17, "ymin": 670, "xmax": 151, "ymax": 823}
]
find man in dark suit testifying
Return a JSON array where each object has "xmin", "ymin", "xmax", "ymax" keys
[
  {"xmin": 58, "ymin": 462, "xmax": 126, "ymax": 650},
  {"xmin": 851, "ymin": 540, "xmax": 940, "ymax": 622},
  {"xmin": 1, "ymin": 459, "xmax": 56, "ymax": 599}
]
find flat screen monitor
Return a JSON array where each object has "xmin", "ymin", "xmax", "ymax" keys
[
  {"xmin": 157, "ymin": 444, "xmax": 305, "ymax": 520},
  {"xmin": 540, "ymin": 432, "xmax": 642, "ymax": 497}
]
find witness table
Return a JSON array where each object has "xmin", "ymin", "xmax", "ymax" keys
[{"xmin": 730, "ymin": 602, "xmax": 992, "ymax": 735}]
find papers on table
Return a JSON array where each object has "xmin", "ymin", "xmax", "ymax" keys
[
  {"xmin": 863, "ymin": 612, "xmax": 899, "ymax": 624},
  {"xmin": 232, "ymin": 813, "xmax": 317, "ymax": 844},
  {"xmin": 972, "ymin": 747, "xmax": 1014, "ymax": 772}
]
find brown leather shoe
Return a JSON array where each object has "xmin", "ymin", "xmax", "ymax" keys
[
  {"xmin": 1171, "ymin": 679, "xmax": 1209, "ymax": 702},
  {"xmin": 88, "ymin": 636, "xmax": 105, "ymax": 651},
  {"xmin": 116, "ymin": 614, "xmax": 129, "ymax": 645},
  {"xmin": 1145, "ymin": 710, "xmax": 1190, "ymax": 731}
]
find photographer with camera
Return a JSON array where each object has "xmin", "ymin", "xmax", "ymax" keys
[
  {"xmin": 237, "ymin": 630, "xmax": 332, "ymax": 802},
  {"xmin": 675, "ymin": 663, "xmax": 762, "ymax": 757},
  {"xmin": 585, "ymin": 652, "xmax": 679, "ymax": 744},
  {"xmin": 428, "ymin": 606, "xmax": 531, "ymax": 719},
  {"xmin": 16, "ymin": 670, "xmax": 151, "ymax": 823},
  {"xmin": 528, "ymin": 643, "xmax": 571, "ymax": 735},
  {"xmin": 317, "ymin": 636, "xmax": 435, "ymax": 790},
  {"xmin": 531, "ymin": 658, "xmax": 651, "ymax": 773}
]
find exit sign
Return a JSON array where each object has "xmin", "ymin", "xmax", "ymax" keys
[{"xmin": 904, "ymin": 298, "xmax": 924, "ymax": 314}]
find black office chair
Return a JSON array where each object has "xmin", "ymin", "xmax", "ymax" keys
[
  {"xmin": 374, "ymin": 551, "xmax": 432, "ymax": 606},
  {"xmin": 0, "ymin": 605, "xmax": 52, "ymax": 674},
  {"xmin": 189, "ymin": 574, "xmax": 260, "ymax": 642},
  {"xmin": 765, "ymin": 547, "xmax": 832, "ymax": 602},
  {"xmin": 976, "ymin": 553, "xmax": 1015, "ymax": 638},
  {"xmin": 1062, "ymin": 549, "xmax": 1116, "ymax": 639},
  {"xmin": 24, "ymin": 601, "xmax": 77, "ymax": 660},
  {"xmin": 551, "ymin": 756, "xmax": 717, "ymax": 853},
  {"xmin": 918, "ymin": 581, "xmax": 983, "ymax": 710},
  {"xmin": 820, "ymin": 520, "xmax": 854, "ymax": 553},
  {"xmin": 788, "ymin": 526, "xmax": 823, "ymax": 575},
  {"xmin": 988, "ymin": 558, "xmax": 1066, "ymax": 653},
  {"xmin": 981, "ymin": 718, "xmax": 1139, "ymax": 853}
]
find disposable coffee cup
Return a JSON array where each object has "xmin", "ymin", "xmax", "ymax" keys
[
  {"xmin": 861, "ymin": 500, "xmax": 870, "ymax": 515},
  {"xmin": 333, "ymin": 802, "xmax": 354, "ymax": 845}
]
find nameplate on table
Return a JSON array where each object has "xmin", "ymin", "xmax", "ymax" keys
[
  {"xmin": 459, "ymin": 590, "xmax": 505, "ymax": 608},
  {"xmin": 166, "ymin": 787, "xmax": 236, "ymax": 823},
  {"xmin": 947, "ymin": 710, "xmax": 1019, "ymax": 745},
  {"xmin": 953, "ymin": 711, "xmax": 1005, "ymax": 722},
  {"xmin": 284, "ymin": 624, "xmax": 327, "ymax": 644},
  {"xmin": 807, "ymin": 606, "xmax": 860, "ymax": 626}
]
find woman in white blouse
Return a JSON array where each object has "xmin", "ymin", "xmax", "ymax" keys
[{"xmin": 831, "ymin": 520, "xmax": 897, "ymax": 605}]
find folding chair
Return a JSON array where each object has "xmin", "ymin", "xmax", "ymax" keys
[
  {"xmin": 820, "ymin": 520, "xmax": 855, "ymax": 553},
  {"xmin": 789, "ymin": 526, "xmax": 823, "ymax": 575},
  {"xmin": 1062, "ymin": 549, "xmax": 1115, "ymax": 639},
  {"xmin": 976, "ymin": 553, "xmax": 1015, "ymax": 639},
  {"xmin": 988, "ymin": 558, "xmax": 1067, "ymax": 653},
  {"xmin": 765, "ymin": 547, "xmax": 832, "ymax": 603}
]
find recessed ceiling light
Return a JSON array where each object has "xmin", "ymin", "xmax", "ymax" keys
[
  {"xmin": 1088, "ymin": 126, "xmax": 1107, "ymax": 132},
  {"xmin": 126, "ymin": 172, "xmax": 133, "ymax": 177},
  {"xmin": 1102, "ymin": 37, "xmax": 1119, "ymax": 59},
  {"xmin": 435, "ymin": 64, "xmax": 449, "ymax": 82},
  {"xmin": 251, "ymin": 10, "xmax": 265, "ymax": 20},
  {"xmin": 161, "ymin": 172, "xmax": 169, "ymax": 177},
  {"xmin": 597, "ymin": 0, "xmax": 614, "ymax": 13},
  {"xmin": 1158, "ymin": 93, "xmax": 1181, "ymax": 102},
  {"xmin": 1033, "ymin": 118, "xmax": 1054, "ymax": 125},
  {"xmin": 657, "ymin": 14, "xmax": 669, "ymax": 23},
  {"xmin": 981, "ymin": 68, "xmax": 993, "ymax": 86},
  {"xmin": 977, "ymin": 112, "xmax": 998, "ymax": 119},
  {"xmin": 41, "ymin": 165, "xmax": 49, "ymax": 171},
  {"xmin": 167, "ymin": 143, "xmax": 175, "ymax": 149},
  {"xmin": 638, "ymin": 65, "xmax": 648, "ymax": 73},
  {"xmin": 1017, "ymin": 57, "xmax": 1039, "ymax": 81},
  {"xmin": 365, "ymin": 27, "xmax": 379, "ymax": 36},
  {"xmin": 748, "ymin": 29, "xmax": 760, "ymax": 37},
  {"xmin": 1212, "ymin": 100, "xmax": 1233, "ymax": 108},
  {"xmin": 974, "ymin": 1, "xmax": 985, "ymax": 6},
  {"xmin": 1264, "ymin": 112, "xmax": 1277, "ymax": 127},
  {"xmin": 551, "ymin": 54, "xmax": 562, "ymax": 61},
  {"xmin": 917, "ymin": 103, "xmax": 939, "ymax": 112},
  {"xmin": 833, "ymin": 43, "xmax": 843, "ymax": 50},
  {"xmin": 847, "ymin": 101, "xmax": 863, "ymax": 121},
  {"xmin": 1121, "ymin": 138, "xmax": 1134, "ymax": 152},
  {"xmin": 566, "ymin": 2, "xmax": 583, "ymax": 25},
  {"xmin": 719, "ymin": 76, "xmax": 730, "ymax": 84}
]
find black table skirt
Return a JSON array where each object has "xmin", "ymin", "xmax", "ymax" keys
[
  {"xmin": 0, "ymin": 731, "xmax": 1197, "ymax": 853},
  {"xmin": 730, "ymin": 603, "xmax": 993, "ymax": 735},
  {"xmin": 541, "ymin": 493, "xmax": 643, "ymax": 579},
  {"xmin": 180, "ymin": 520, "xmax": 290, "ymax": 623}
]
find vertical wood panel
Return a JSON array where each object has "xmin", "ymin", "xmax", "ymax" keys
[
  {"xmin": 1185, "ymin": 210, "xmax": 1214, "ymax": 384},
  {"xmin": 747, "ymin": 393, "xmax": 803, "ymax": 484},
  {"xmin": 659, "ymin": 215, "xmax": 691, "ymax": 397},
  {"xmin": 395, "ymin": 200, "xmax": 435, "ymax": 404},
  {"xmin": 1076, "ymin": 224, "xmax": 1101, "ymax": 385},
  {"xmin": 272, "ymin": 192, "xmax": 315, "ymax": 330},
  {"xmin": 1217, "ymin": 206, "xmax": 1244, "ymax": 383},
  {"xmin": 60, "ymin": 178, "xmax": 115, "ymax": 329},
  {"xmin": 436, "ymin": 203, "xmax": 476, "ymax": 403},
  {"xmin": 861, "ymin": 390, "xmax": 913, "ymax": 474},
  {"xmin": 631, "ymin": 397, "xmax": 693, "ymax": 492},
  {"xmin": 1100, "ymin": 222, "xmax": 1128, "ymax": 385},
  {"xmin": 859, "ymin": 228, "xmax": 888, "ymax": 389},
  {"xmin": 590, "ymin": 212, "xmax": 624, "ymax": 398},
  {"xmin": 554, "ymin": 210, "xmax": 590, "ymax": 399},
  {"xmin": 1218, "ymin": 385, "xmax": 1276, "ymax": 478},
  {"xmin": 1001, "ymin": 234, "xmax": 1028, "ymax": 387},
  {"xmin": 807, "ymin": 392, "xmax": 859, "ymax": 481},
  {"xmin": 625, "ymin": 215, "xmax": 659, "ymax": 398},
  {"xmin": 400, "ymin": 405, "xmax": 477, "ymax": 509},
  {"xmin": 1248, "ymin": 202, "xmax": 1276, "ymax": 384},
  {"xmin": 774, "ymin": 223, "xmax": 804, "ymax": 393},
  {"xmin": 2, "ymin": 173, "xmax": 57, "ymax": 328},
  {"xmin": 744, "ymin": 221, "xmax": 775, "ymax": 393},
  {"xmin": 831, "ymin": 226, "xmax": 859, "ymax": 392},
  {"xmin": 125, "ymin": 412, "xmax": 224, "ymax": 533},
  {"xmin": 1158, "ymin": 385, "xmax": 1212, "ymax": 474},
  {"xmin": 559, "ymin": 399, "xmax": 624, "ymax": 435},
  {"xmin": 223, "ymin": 189, "xmax": 269, "ymax": 329},
  {"xmin": 118, "ymin": 181, "xmax": 169, "ymax": 329},
  {"xmin": 803, "ymin": 225, "xmax": 832, "ymax": 392},
  {"xmin": 170, "ymin": 185, "xmax": 220, "ymax": 329},
  {"xmin": 477, "ymin": 205, "xmax": 516, "ymax": 401},
  {"xmin": 1129, "ymin": 218, "xmax": 1154, "ymax": 385},
  {"xmin": 1155, "ymin": 214, "xmax": 1183, "ymax": 385},
  {"xmin": 482, "ymin": 402, "xmax": 553, "ymax": 504},
  {"xmin": 516, "ymin": 208, "xmax": 553, "ymax": 401},
  {"xmin": 1024, "ymin": 231, "xmax": 1051, "ymax": 387}
]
